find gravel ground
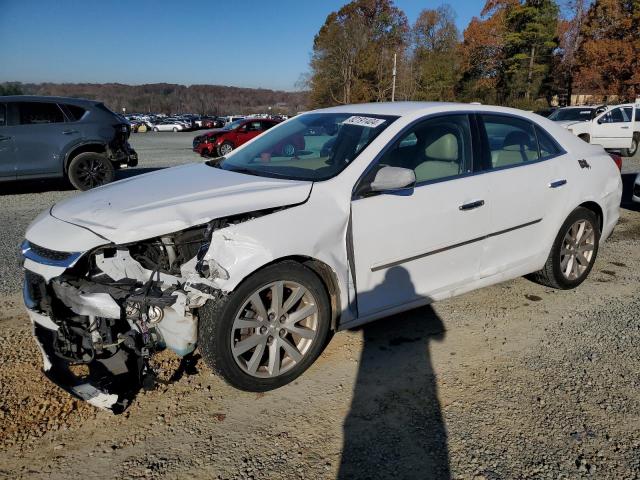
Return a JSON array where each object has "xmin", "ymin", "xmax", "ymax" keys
[{"xmin": 0, "ymin": 132, "xmax": 639, "ymax": 479}]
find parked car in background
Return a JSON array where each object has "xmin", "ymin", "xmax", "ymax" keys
[
  {"xmin": 193, "ymin": 118, "xmax": 288, "ymax": 156},
  {"xmin": 534, "ymin": 107, "xmax": 558, "ymax": 118},
  {"xmin": 553, "ymin": 104, "xmax": 636, "ymax": 154},
  {"xmin": 0, "ymin": 96, "xmax": 137, "ymax": 190},
  {"xmin": 549, "ymin": 105, "xmax": 608, "ymax": 125},
  {"xmin": 152, "ymin": 120, "xmax": 185, "ymax": 132},
  {"xmin": 22, "ymin": 102, "xmax": 622, "ymax": 409},
  {"xmin": 620, "ymin": 103, "xmax": 640, "ymax": 157}
]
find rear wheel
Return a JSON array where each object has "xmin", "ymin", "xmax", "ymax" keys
[
  {"xmin": 528, "ymin": 207, "xmax": 600, "ymax": 289},
  {"xmin": 173, "ymin": 127, "xmax": 178, "ymax": 132},
  {"xmin": 622, "ymin": 132, "xmax": 639, "ymax": 157},
  {"xmin": 153, "ymin": 127, "xmax": 159, "ymax": 132},
  {"xmin": 198, "ymin": 261, "xmax": 331, "ymax": 391},
  {"xmin": 67, "ymin": 152, "xmax": 115, "ymax": 191}
]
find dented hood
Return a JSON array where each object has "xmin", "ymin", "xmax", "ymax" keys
[{"xmin": 51, "ymin": 163, "xmax": 312, "ymax": 244}]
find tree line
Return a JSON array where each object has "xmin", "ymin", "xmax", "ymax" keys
[
  {"xmin": 307, "ymin": 0, "xmax": 640, "ymax": 110},
  {"xmin": 0, "ymin": 82, "xmax": 307, "ymax": 116}
]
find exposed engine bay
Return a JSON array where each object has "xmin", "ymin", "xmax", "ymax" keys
[{"xmin": 24, "ymin": 211, "xmax": 270, "ymax": 412}]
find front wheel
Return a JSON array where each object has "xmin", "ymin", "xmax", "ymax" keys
[
  {"xmin": 153, "ymin": 127, "xmax": 159, "ymax": 132},
  {"xmin": 67, "ymin": 152, "xmax": 115, "ymax": 191},
  {"xmin": 198, "ymin": 261, "xmax": 331, "ymax": 391},
  {"xmin": 528, "ymin": 207, "xmax": 600, "ymax": 289},
  {"xmin": 218, "ymin": 141, "xmax": 234, "ymax": 156},
  {"xmin": 173, "ymin": 127, "xmax": 178, "ymax": 132}
]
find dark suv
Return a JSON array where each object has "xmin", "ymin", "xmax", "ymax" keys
[{"xmin": 0, "ymin": 96, "xmax": 137, "ymax": 190}]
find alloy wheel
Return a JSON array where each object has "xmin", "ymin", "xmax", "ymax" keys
[
  {"xmin": 76, "ymin": 158, "xmax": 109, "ymax": 189},
  {"xmin": 230, "ymin": 281, "xmax": 319, "ymax": 378},
  {"xmin": 560, "ymin": 219, "xmax": 595, "ymax": 280},
  {"xmin": 282, "ymin": 143, "xmax": 295, "ymax": 156},
  {"xmin": 220, "ymin": 143, "xmax": 233, "ymax": 156}
]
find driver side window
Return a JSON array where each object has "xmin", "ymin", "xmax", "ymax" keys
[
  {"xmin": 378, "ymin": 114, "xmax": 472, "ymax": 184},
  {"xmin": 600, "ymin": 108, "xmax": 629, "ymax": 124}
]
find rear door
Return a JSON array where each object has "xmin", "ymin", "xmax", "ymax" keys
[
  {"xmin": 9, "ymin": 101, "xmax": 70, "ymax": 177},
  {"xmin": 0, "ymin": 103, "xmax": 16, "ymax": 179},
  {"xmin": 591, "ymin": 107, "xmax": 634, "ymax": 149},
  {"xmin": 476, "ymin": 114, "xmax": 570, "ymax": 277}
]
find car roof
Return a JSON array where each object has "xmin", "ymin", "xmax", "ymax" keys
[{"xmin": 0, "ymin": 95, "xmax": 100, "ymax": 105}]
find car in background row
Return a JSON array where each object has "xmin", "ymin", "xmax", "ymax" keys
[
  {"xmin": 0, "ymin": 96, "xmax": 137, "ymax": 190},
  {"xmin": 193, "ymin": 118, "xmax": 298, "ymax": 157},
  {"xmin": 152, "ymin": 120, "xmax": 187, "ymax": 132},
  {"xmin": 550, "ymin": 104, "xmax": 638, "ymax": 156}
]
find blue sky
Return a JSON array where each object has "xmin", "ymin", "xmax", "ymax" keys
[{"xmin": 0, "ymin": 0, "xmax": 486, "ymax": 91}]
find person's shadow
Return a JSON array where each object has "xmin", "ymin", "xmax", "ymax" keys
[{"xmin": 338, "ymin": 267, "xmax": 450, "ymax": 479}]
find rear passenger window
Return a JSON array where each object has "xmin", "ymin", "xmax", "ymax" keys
[
  {"xmin": 0, "ymin": 104, "xmax": 5, "ymax": 126},
  {"xmin": 18, "ymin": 102, "xmax": 65, "ymax": 125},
  {"xmin": 480, "ymin": 115, "xmax": 539, "ymax": 169},
  {"xmin": 535, "ymin": 126, "xmax": 562, "ymax": 159},
  {"xmin": 378, "ymin": 114, "xmax": 472, "ymax": 184},
  {"xmin": 64, "ymin": 104, "xmax": 87, "ymax": 121},
  {"xmin": 600, "ymin": 108, "xmax": 628, "ymax": 124}
]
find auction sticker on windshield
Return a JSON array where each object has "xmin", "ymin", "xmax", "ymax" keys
[{"xmin": 342, "ymin": 116, "xmax": 387, "ymax": 128}]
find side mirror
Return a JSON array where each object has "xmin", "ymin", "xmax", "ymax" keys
[{"xmin": 368, "ymin": 166, "xmax": 416, "ymax": 193}]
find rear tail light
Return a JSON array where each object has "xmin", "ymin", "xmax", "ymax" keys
[{"xmin": 609, "ymin": 153, "xmax": 622, "ymax": 172}]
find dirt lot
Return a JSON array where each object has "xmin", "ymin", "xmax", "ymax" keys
[{"xmin": 1, "ymin": 132, "xmax": 639, "ymax": 479}]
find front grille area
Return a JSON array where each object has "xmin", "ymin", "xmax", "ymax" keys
[{"xmin": 28, "ymin": 242, "xmax": 74, "ymax": 261}]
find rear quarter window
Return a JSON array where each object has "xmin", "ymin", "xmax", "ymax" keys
[
  {"xmin": 63, "ymin": 104, "xmax": 87, "ymax": 121},
  {"xmin": 534, "ymin": 125, "xmax": 563, "ymax": 159}
]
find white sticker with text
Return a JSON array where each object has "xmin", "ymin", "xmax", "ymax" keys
[{"xmin": 342, "ymin": 116, "xmax": 386, "ymax": 128}]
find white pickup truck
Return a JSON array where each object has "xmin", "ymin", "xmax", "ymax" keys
[{"xmin": 550, "ymin": 103, "xmax": 639, "ymax": 157}]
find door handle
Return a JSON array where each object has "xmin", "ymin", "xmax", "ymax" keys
[
  {"xmin": 459, "ymin": 200, "xmax": 485, "ymax": 211},
  {"xmin": 62, "ymin": 130, "xmax": 79, "ymax": 135},
  {"xmin": 549, "ymin": 179, "xmax": 567, "ymax": 188},
  {"xmin": 621, "ymin": 126, "xmax": 630, "ymax": 129}
]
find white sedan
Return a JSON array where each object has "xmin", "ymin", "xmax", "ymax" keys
[
  {"xmin": 152, "ymin": 121, "xmax": 185, "ymax": 132},
  {"xmin": 21, "ymin": 102, "xmax": 622, "ymax": 410}
]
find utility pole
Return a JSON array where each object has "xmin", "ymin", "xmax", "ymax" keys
[{"xmin": 391, "ymin": 53, "xmax": 397, "ymax": 102}]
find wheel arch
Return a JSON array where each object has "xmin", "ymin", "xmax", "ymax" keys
[
  {"xmin": 223, "ymin": 255, "xmax": 342, "ymax": 331},
  {"xmin": 64, "ymin": 142, "xmax": 107, "ymax": 172},
  {"xmin": 578, "ymin": 200, "xmax": 603, "ymax": 232}
]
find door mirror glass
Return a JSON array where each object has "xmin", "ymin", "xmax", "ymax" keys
[{"xmin": 368, "ymin": 166, "xmax": 416, "ymax": 193}]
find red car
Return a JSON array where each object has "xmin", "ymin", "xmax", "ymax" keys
[{"xmin": 193, "ymin": 118, "xmax": 294, "ymax": 157}]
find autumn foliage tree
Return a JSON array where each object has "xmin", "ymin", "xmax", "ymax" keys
[
  {"xmin": 308, "ymin": 0, "xmax": 408, "ymax": 107},
  {"xmin": 573, "ymin": 0, "xmax": 640, "ymax": 100}
]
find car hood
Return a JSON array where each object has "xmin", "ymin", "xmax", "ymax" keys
[{"xmin": 51, "ymin": 163, "xmax": 312, "ymax": 244}]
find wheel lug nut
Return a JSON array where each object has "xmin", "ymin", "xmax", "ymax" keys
[
  {"xmin": 268, "ymin": 313, "xmax": 275, "ymax": 320},
  {"xmin": 280, "ymin": 315, "xmax": 286, "ymax": 322},
  {"xmin": 259, "ymin": 326, "xmax": 267, "ymax": 335},
  {"xmin": 279, "ymin": 328, "xmax": 286, "ymax": 337}
]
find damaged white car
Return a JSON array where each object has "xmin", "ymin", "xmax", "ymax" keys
[{"xmin": 22, "ymin": 102, "xmax": 622, "ymax": 411}]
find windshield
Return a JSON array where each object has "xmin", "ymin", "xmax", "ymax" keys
[
  {"xmin": 549, "ymin": 108, "xmax": 595, "ymax": 122},
  {"xmin": 222, "ymin": 119, "xmax": 245, "ymax": 131},
  {"xmin": 215, "ymin": 112, "xmax": 397, "ymax": 181}
]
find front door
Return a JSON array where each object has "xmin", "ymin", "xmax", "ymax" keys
[
  {"xmin": 591, "ymin": 106, "xmax": 634, "ymax": 150},
  {"xmin": 351, "ymin": 114, "xmax": 490, "ymax": 319}
]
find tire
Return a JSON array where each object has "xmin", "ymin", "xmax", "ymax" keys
[
  {"xmin": 153, "ymin": 127, "xmax": 159, "ymax": 132},
  {"xmin": 528, "ymin": 207, "xmax": 600, "ymax": 289},
  {"xmin": 173, "ymin": 127, "xmax": 178, "ymax": 132},
  {"xmin": 281, "ymin": 143, "xmax": 296, "ymax": 156},
  {"xmin": 622, "ymin": 132, "xmax": 639, "ymax": 158},
  {"xmin": 67, "ymin": 152, "xmax": 115, "ymax": 191},
  {"xmin": 198, "ymin": 261, "xmax": 331, "ymax": 391},
  {"xmin": 218, "ymin": 141, "xmax": 234, "ymax": 156}
]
